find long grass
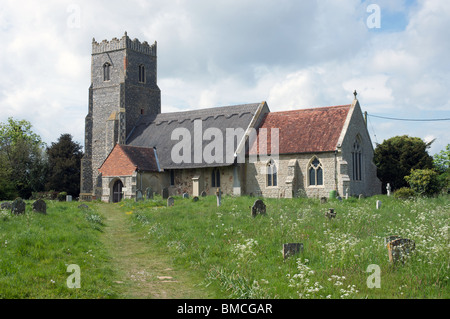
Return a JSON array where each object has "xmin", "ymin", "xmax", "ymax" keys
[
  {"xmin": 0, "ymin": 201, "xmax": 118, "ymax": 298},
  {"xmin": 120, "ymin": 194, "xmax": 449, "ymax": 299}
]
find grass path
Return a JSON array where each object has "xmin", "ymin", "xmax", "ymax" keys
[{"xmin": 96, "ymin": 203, "xmax": 214, "ymax": 299}]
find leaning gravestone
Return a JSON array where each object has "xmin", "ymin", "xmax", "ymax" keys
[
  {"xmin": 201, "ymin": 191, "xmax": 207, "ymax": 197},
  {"xmin": 251, "ymin": 199, "xmax": 266, "ymax": 217},
  {"xmin": 146, "ymin": 187, "xmax": 153, "ymax": 199},
  {"xmin": 162, "ymin": 188, "xmax": 169, "ymax": 199},
  {"xmin": 11, "ymin": 198, "xmax": 26, "ymax": 215},
  {"xmin": 283, "ymin": 243, "xmax": 304, "ymax": 259},
  {"xmin": 167, "ymin": 196, "xmax": 174, "ymax": 207},
  {"xmin": 387, "ymin": 238, "xmax": 415, "ymax": 264},
  {"xmin": 325, "ymin": 208, "xmax": 336, "ymax": 219},
  {"xmin": 183, "ymin": 192, "xmax": 189, "ymax": 199},
  {"xmin": 32, "ymin": 199, "xmax": 47, "ymax": 214}
]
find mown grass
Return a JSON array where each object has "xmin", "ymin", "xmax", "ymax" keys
[
  {"xmin": 0, "ymin": 201, "xmax": 118, "ymax": 298},
  {"xmin": 120, "ymin": 194, "xmax": 449, "ymax": 299}
]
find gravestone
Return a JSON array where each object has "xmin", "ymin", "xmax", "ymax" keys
[
  {"xmin": 320, "ymin": 197, "xmax": 327, "ymax": 204},
  {"xmin": 386, "ymin": 183, "xmax": 391, "ymax": 197},
  {"xmin": 66, "ymin": 195, "xmax": 72, "ymax": 202},
  {"xmin": 146, "ymin": 187, "xmax": 153, "ymax": 199},
  {"xmin": 1, "ymin": 202, "xmax": 12, "ymax": 210},
  {"xmin": 345, "ymin": 188, "xmax": 349, "ymax": 199},
  {"xmin": 216, "ymin": 188, "xmax": 222, "ymax": 207},
  {"xmin": 283, "ymin": 243, "xmax": 304, "ymax": 259},
  {"xmin": 376, "ymin": 200, "xmax": 382, "ymax": 209},
  {"xmin": 183, "ymin": 192, "xmax": 189, "ymax": 199},
  {"xmin": 167, "ymin": 196, "xmax": 174, "ymax": 207},
  {"xmin": 387, "ymin": 238, "xmax": 415, "ymax": 264},
  {"xmin": 78, "ymin": 204, "xmax": 89, "ymax": 210},
  {"xmin": 32, "ymin": 199, "xmax": 47, "ymax": 214},
  {"xmin": 201, "ymin": 191, "xmax": 207, "ymax": 197},
  {"xmin": 358, "ymin": 194, "xmax": 364, "ymax": 200},
  {"xmin": 162, "ymin": 188, "xmax": 169, "ymax": 199},
  {"xmin": 136, "ymin": 189, "xmax": 143, "ymax": 202},
  {"xmin": 251, "ymin": 199, "xmax": 266, "ymax": 217},
  {"xmin": 384, "ymin": 235, "xmax": 401, "ymax": 245},
  {"xmin": 337, "ymin": 196, "xmax": 342, "ymax": 201},
  {"xmin": 11, "ymin": 198, "xmax": 26, "ymax": 215},
  {"xmin": 192, "ymin": 196, "xmax": 199, "ymax": 202},
  {"xmin": 325, "ymin": 208, "xmax": 336, "ymax": 219}
]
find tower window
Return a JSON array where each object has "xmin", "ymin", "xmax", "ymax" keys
[
  {"xmin": 139, "ymin": 65, "xmax": 145, "ymax": 83},
  {"xmin": 103, "ymin": 63, "xmax": 111, "ymax": 81},
  {"xmin": 267, "ymin": 159, "xmax": 277, "ymax": 187},
  {"xmin": 308, "ymin": 157, "xmax": 323, "ymax": 186}
]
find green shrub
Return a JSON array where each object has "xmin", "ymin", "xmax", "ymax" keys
[
  {"xmin": 393, "ymin": 187, "xmax": 416, "ymax": 199},
  {"xmin": 57, "ymin": 191, "xmax": 67, "ymax": 202},
  {"xmin": 405, "ymin": 168, "xmax": 440, "ymax": 196}
]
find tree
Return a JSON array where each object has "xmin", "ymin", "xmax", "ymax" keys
[
  {"xmin": 373, "ymin": 135, "xmax": 434, "ymax": 192},
  {"xmin": 433, "ymin": 144, "xmax": 450, "ymax": 193},
  {"xmin": 0, "ymin": 118, "xmax": 47, "ymax": 199},
  {"xmin": 405, "ymin": 168, "xmax": 440, "ymax": 197},
  {"xmin": 46, "ymin": 134, "xmax": 83, "ymax": 197}
]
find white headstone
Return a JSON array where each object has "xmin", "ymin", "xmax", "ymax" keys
[
  {"xmin": 376, "ymin": 200, "xmax": 382, "ymax": 209},
  {"xmin": 66, "ymin": 195, "xmax": 72, "ymax": 202}
]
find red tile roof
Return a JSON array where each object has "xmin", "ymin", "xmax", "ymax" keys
[
  {"xmin": 99, "ymin": 144, "xmax": 159, "ymax": 177},
  {"xmin": 249, "ymin": 105, "xmax": 351, "ymax": 155}
]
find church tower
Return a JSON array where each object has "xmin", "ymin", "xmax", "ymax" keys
[{"xmin": 80, "ymin": 32, "xmax": 161, "ymax": 200}]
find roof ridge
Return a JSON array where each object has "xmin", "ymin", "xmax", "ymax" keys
[{"xmin": 270, "ymin": 104, "xmax": 351, "ymax": 115}]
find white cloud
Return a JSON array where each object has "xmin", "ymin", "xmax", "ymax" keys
[{"xmin": 0, "ymin": 0, "xmax": 448, "ymax": 156}]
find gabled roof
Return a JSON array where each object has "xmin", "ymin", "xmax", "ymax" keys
[
  {"xmin": 127, "ymin": 103, "xmax": 265, "ymax": 169},
  {"xmin": 248, "ymin": 105, "xmax": 351, "ymax": 155},
  {"xmin": 98, "ymin": 144, "xmax": 159, "ymax": 176}
]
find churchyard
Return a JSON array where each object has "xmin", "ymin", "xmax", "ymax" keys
[{"xmin": 0, "ymin": 194, "xmax": 448, "ymax": 299}]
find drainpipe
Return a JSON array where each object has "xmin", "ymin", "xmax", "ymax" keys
[{"xmin": 334, "ymin": 149, "xmax": 338, "ymax": 194}]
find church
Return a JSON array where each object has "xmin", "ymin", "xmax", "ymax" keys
[{"xmin": 80, "ymin": 33, "xmax": 381, "ymax": 202}]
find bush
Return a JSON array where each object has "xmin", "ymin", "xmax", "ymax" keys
[
  {"xmin": 405, "ymin": 169, "xmax": 440, "ymax": 197},
  {"xmin": 393, "ymin": 187, "xmax": 416, "ymax": 200},
  {"xmin": 57, "ymin": 192, "xmax": 67, "ymax": 202}
]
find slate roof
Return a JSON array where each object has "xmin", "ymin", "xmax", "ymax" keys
[
  {"xmin": 248, "ymin": 105, "xmax": 351, "ymax": 155},
  {"xmin": 126, "ymin": 103, "xmax": 263, "ymax": 169},
  {"xmin": 98, "ymin": 144, "xmax": 160, "ymax": 176}
]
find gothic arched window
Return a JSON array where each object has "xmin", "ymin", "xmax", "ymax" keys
[
  {"xmin": 139, "ymin": 64, "xmax": 145, "ymax": 83},
  {"xmin": 267, "ymin": 159, "xmax": 277, "ymax": 187},
  {"xmin": 308, "ymin": 157, "xmax": 323, "ymax": 186},
  {"xmin": 103, "ymin": 63, "xmax": 111, "ymax": 81},
  {"xmin": 352, "ymin": 137, "xmax": 362, "ymax": 181}
]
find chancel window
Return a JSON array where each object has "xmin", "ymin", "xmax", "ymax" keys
[
  {"xmin": 309, "ymin": 157, "xmax": 323, "ymax": 186},
  {"xmin": 212, "ymin": 168, "xmax": 220, "ymax": 187},
  {"xmin": 352, "ymin": 138, "xmax": 362, "ymax": 181},
  {"xmin": 103, "ymin": 63, "xmax": 111, "ymax": 81},
  {"xmin": 267, "ymin": 159, "xmax": 277, "ymax": 187}
]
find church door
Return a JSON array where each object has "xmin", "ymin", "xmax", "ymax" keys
[{"xmin": 112, "ymin": 180, "xmax": 123, "ymax": 203}]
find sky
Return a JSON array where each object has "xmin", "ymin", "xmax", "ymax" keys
[{"xmin": 0, "ymin": 0, "xmax": 449, "ymax": 156}]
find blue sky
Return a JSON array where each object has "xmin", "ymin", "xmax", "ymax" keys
[{"xmin": 0, "ymin": 0, "xmax": 448, "ymax": 155}]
